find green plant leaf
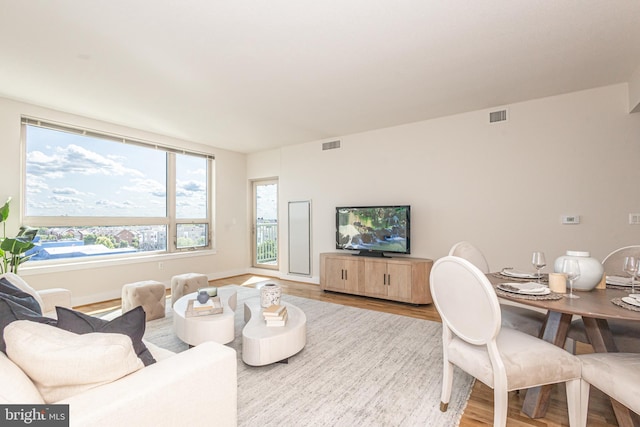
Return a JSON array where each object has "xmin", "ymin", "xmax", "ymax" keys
[{"xmin": 0, "ymin": 197, "xmax": 10, "ymax": 223}]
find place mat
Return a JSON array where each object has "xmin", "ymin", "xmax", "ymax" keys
[
  {"xmin": 607, "ymin": 284, "xmax": 637, "ymax": 291},
  {"xmin": 611, "ymin": 297, "xmax": 640, "ymax": 312},
  {"xmin": 495, "ymin": 287, "xmax": 562, "ymax": 301},
  {"xmin": 489, "ymin": 272, "xmax": 549, "ymax": 283}
]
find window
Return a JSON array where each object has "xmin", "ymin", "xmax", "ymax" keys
[{"xmin": 21, "ymin": 117, "xmax": 214, "ymax": 264}]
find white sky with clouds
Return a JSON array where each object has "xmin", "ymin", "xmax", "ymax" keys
[{"xmin": 25, "ymin": 126, "xmax": 207, "ymax": 218}]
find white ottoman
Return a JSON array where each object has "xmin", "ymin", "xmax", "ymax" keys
[
  {"xmin": 171, "ymin": 273, "xmax": 209, "ymax": 307},
  {"xmin": 121, "ymin": 280, "xmax": 166, "ymax": 321}
]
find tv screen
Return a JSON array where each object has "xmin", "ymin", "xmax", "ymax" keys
[{"xmin": 336, "ymin": 205, "xmax": 410, "ymax": 256}]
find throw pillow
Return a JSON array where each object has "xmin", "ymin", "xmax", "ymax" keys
[
  {"xmin": 0, "ymin": 273, "xmax": 44, "ymax": 312},
  {"xmin": 4, "ymin": 320, "xmax": 144, "ymax": 403},
  {"xmin": 0, "ymin": 276, "xmax": 42, "ymax": 314},
  {"xmin": 55, "ymin": 306, "xmax": 156, "ymax": 366},
  {"xmin": 0, "ymin": 297, "xmax": 56, "ymax": 354}
]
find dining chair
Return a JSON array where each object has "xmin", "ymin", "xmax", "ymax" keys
[
  {"xmin": 567, "ymin": 245, "xmax": 640, "ymax": 353},
  {"xmin": 577, "ymin": 353, "xmax": 640, "ymax": 426},
  {"xmin": 448, "ymin": 241, "xmax": 546, "ymax": 337},
  {"xmin": 430, "ymin": 256, "xmax": 581, "ymax": 427}
]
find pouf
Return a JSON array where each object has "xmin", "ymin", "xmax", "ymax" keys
[
  {"xmin": 121, "ymin": 280, "xmax": 166, "ymax": 321},
  {"xmin": 170, "ymin": 273, "xmax": 209, "ymax": 307}
]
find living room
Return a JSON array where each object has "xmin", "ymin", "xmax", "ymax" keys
[{"xmin": 1, "ymin": 3, "xmax": 640, "ymax": 425}]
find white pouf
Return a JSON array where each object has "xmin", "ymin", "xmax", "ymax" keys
[{"xmin": 170, "ymin": 273, "xmax": 209, "ymax": 307}]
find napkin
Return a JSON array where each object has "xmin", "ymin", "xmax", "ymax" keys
[{"xmin": 501, "ymin": 268, "xmax": 538, "ymax": 279}]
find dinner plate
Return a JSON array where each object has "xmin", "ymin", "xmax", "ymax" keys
[
  {"xmin": 621, "ymin": 296, "xmax": 640, "ymax": 308},
  {"xmin": 606, "ymin": 276, "xmax": 632, "ymax": 286},
  {"xmin": 500, "ymin": 268, "xmax": 539, "ymax": 279},
  {"xmin": 497, "ymin": 282, "xmax": 550, "ymax": 295}
]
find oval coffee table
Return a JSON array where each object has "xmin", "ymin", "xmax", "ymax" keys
[
  {"xmin": 173, "ymin": 287, "xmax": 237, "ymax": 346},
  {"xmin": 242, "ymin": 298, "xmax": 306, "ymax": 366}
]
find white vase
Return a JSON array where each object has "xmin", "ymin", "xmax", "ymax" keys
[
  {"xmin": 553, "ymin": 250, "xmax": 604, "ymax": 291},
  {"xmin": 260, "ymin": 283, "xmax": 282, "ymax": 307}
]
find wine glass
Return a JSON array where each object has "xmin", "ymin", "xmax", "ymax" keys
[
  {"xmin": 623, "ymin": 256, "xmax": 638, "ymax": 294},
  {"xmin": 531, "ymin": 251, "xmax": 546, "ymax": 283},
  {"xmin": 562, "ymin": 259, "xmax": 581, "ymax": 299}
]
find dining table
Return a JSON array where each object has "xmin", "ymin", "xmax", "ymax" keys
[{"xmin": 488, "ymin": 272, "xmax": 640, "ymax": 427}]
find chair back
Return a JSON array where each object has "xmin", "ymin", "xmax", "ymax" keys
[
  {"xmin": 448, "ymin": 241, "xmax": 490, "ymax": 273},
  {"xmin": 430, "ymin": 256, "xmax": 501, "ymax": 345},
  {"xmin": 602, "ymin": 245, "xmax": 640, "ymax": 276}
]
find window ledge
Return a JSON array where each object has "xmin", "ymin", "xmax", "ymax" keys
[{"xmin": 19, "ymin": 250, "xmax": 217, "ymax": 276}]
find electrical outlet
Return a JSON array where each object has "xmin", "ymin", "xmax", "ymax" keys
[
  {"xmin": 158, "ymin": 262, "xmax": 164, "ymax": 270},
  {"xmin": 630, "ymin": 213, "xmax": 640, "ymax": 225}
]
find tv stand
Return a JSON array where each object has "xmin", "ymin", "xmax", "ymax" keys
[
  {"xmin": 320, "ymin": 253, "xmax": 433, "ymax": 304},
  {"xmin": 352, "ymin": 251, "xmax": 390, "ymax": 258}
]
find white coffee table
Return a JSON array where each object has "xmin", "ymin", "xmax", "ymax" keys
[
  {"xmin": 173, "ymin": 287, "xmax": 237, "ymax": 346},
  {"xmin": 242, "ymin": 298, "xmax": 307, "ymax": 366}
]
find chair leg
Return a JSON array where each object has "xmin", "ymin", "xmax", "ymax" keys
[
  {"xmin": 440, "ymin": 360, "xmax": 454, "ymax": 412},
  {"xmin": 578, "ymin": 379, "xmax": 591, "ymax": 427},
  {"xmin": 493, "ymin": 387, "xmax": 508, "ymax": 427},
  {"xmin": 565, "ymin": 378, "xmax": 581, "ymax": 427}
]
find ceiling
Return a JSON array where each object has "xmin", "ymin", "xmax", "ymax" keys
[{"xmin": 1, "ymin": 1, "xmax": 639, "ymax": 154}]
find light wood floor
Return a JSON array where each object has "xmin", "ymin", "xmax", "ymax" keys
[{"xmin": 78, "ymin": 274, "xmax": 620, "ymax": 427}]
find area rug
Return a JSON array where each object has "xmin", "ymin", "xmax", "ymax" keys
[{"xmin": 141, "ymin": 286, "xmax": 474, "ymax": 426}]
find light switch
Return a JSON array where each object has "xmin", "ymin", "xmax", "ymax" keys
[
  {"xmin": 629, "ymin": 213, "xmax": 640, "ymax": 225},
  {"xmin": 561, "ymin": 215, "xmax": 580, "ymax": 225}
]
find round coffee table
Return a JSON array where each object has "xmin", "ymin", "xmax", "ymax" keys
[
  {"xmin": 173, "ymin": 287, "xmax": 237, "ymax": 345},
  {"xmin": 242, "ymin": 298, "xmax": 306, "ymax": 366}
]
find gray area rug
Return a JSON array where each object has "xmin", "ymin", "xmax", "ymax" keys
[{"xmin": 141, "ymin": 286, "xmax": 474, "ymax": 426}]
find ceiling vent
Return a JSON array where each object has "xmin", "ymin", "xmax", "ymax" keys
[
  {"xmin": 489, "ymin": 109, "xmax": 508, "ymax": 123},
  {"xmin": 322, "ymin": 140, "xmax": 341, "ymax": 151}
]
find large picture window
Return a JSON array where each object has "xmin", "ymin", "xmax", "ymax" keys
[{"xmin": 21, "ymin": 117, "xmax": 214, "ymax": 263}]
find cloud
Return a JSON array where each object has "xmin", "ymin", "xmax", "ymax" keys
[
  {"xmin": 51, "ymin": 195, "xmax": 83, "ymax": 204},
  {"xmin": 26, "ymin": 144, "xmax": 145, "ymax": 179},
  {"xmin": 122, "ymin": 178, "xmax": 166, "ymax": 197},
  {"xmin": 52, "ymin": 187, "xmax": 82, "ymax": 195}
]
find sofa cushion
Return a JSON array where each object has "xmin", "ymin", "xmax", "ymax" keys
[
  {"xmin": 0, "ymin": 297, "xmax": 56, "ymax": 354},
  {"xmin": 0, "ymin": 351, "xmax": 45, "ymax": 404},
  {"xmin": 0, "ymin": 276, "xmax": 42, "ymax": 314},
  {"xmin": 4, "ymin": 320, "xmax": 144, "ymax": 403},
  {"xmin": 0, "ymin": 273, "xmax": 45, "ymax": 312},
  {"xmin": 55, "ymin": 306, "xmax": 156, "ymax": 366}
]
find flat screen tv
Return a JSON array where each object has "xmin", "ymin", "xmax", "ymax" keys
[{"xmin": 335, "ymin": 205, "xmax": 410, "ymax": 257}]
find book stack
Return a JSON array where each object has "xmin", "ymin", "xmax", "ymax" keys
[
  {"xmin": 263, "ymin": 304, "xmax": 288, "ymax": 327},
  {"xmin": 186, "ymin": 296, "xmax": 223, "ymax": 317}
]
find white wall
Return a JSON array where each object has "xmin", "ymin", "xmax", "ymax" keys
[
  {"xmin": 0, "ymin": 97, "xmax": 249, "ymax": 305},
  {"xmin": 249, "ymin": 84, "xmax": 640, "ymax": 280}
]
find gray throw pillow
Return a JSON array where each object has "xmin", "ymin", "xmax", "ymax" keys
[
  {"xmin": 55, "ymin": 306, "xmax": 156, "ymax": 366},
  {"xmin": 0, "ymin": 297, "xmax": 56, "ymax": 354},
  {"xmin": 0, "ymin": 277, "xmax": 42, "ymax": 314}
]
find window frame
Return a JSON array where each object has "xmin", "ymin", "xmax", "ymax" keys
[{"xmin": 20, "ymin": 116, "xmax": 215, "ymax": 265}]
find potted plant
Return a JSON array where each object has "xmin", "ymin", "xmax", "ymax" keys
[{"xmin": 0, "ymin": 197, "xmax": 38, "ymax": 274}]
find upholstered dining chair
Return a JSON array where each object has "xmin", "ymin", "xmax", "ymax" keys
[
  {"xmin": 567, "ymin": 245, "xmax": 640, "ymax": 353},
  {"xmin": 430, "ymin": 256, "xmax": 581, "ymax": 427},
  {"xmin": 578, "ymin": 353, "xmax": 640, "ymax": 426},
  {"xmin": 448, "ymin": 241, "xmax": 547, "ymax": 337}
]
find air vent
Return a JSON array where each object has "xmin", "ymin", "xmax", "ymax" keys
[
  {"xmin": 489, "ymin": 109, "xmax": 507, "ymax": 123},
  {"xmin": 322, "ymin": 140, "xmax": 341, "ymax": 151}
]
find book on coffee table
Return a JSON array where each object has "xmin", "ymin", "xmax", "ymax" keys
[{"xmin": 186, "ymin": 297, "xmax": 223, "ymax": 317}]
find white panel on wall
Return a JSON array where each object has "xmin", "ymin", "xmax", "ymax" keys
[{"xmin": 288, "ymin": 200, "xmax": 311, "ymax": 276}]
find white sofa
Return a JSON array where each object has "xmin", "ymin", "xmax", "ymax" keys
[{"xmin": 0, "ymin": 277, "xmax": 238, "ymax": 427}]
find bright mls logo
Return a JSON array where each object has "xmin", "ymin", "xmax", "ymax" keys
[{"xmin": 1, "ymin": 405, "xmax": 68, "ymax": 426}]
